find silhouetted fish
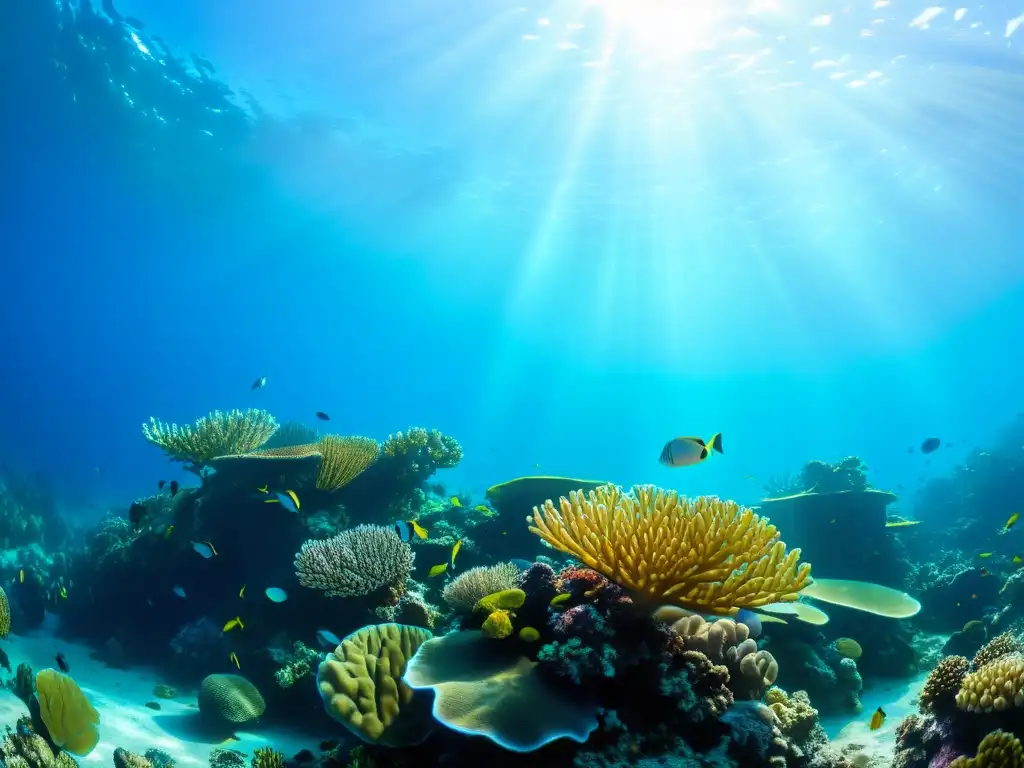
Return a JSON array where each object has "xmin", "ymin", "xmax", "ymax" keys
[
  {"xmin": 169, "ymin": 480, "xmax": 179, "ymax": 497},
  {"xmin": 920, "ymin": 437, "xmax": 941, "ymax": 454},
  {"xmin": 251, "ymin": 376, "xmax": 267, "ymax": 391},
  {"xmin": 55, "ymin": 653, "xmax": 70, "ymax": 674},
  {"xmin": 129, "ymin": 502, "xmax": 146, "ymax": 532},
  {"xmin": 157, "ymin": 480, "xmax": 166, "ymax": 491},
  {"xmin": 315, "ymin": 411, "xmax": 330, "ymax": 421},
  {"xmin": 145, "ymin": 701, "xmax": 161, "ymax": 710}
]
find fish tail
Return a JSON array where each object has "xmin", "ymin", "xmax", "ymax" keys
[
  {"xmin": 709, "ymin": 433, "xmax": 723, "ymax": 454},
  {"xmin": 237, "ymin": 616, "xmax": 244, "ymax": 629}
]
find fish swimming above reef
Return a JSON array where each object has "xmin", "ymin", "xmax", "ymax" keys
[
  {"xmin": 315, "ymin": 628, "xmax": 341, "ymax": 650},
  {"xmin": 869, "ymin": 707, "xmax": 886, "ymax": 730},
  {"xmin": 1001, "ymin": 512, "xmax": 1020, "ymax": 534},
  {"xmin": 264, "ymin": 490, "xmax": 300, "ymax": 513},
  {"xmin": 169, "ymin": 480, "xmax": 179, "ymax": 497},
  {"xmin": 920, "ymin": 437, "xmax": 941, "ymax": 454},
  {"xmin": 172, "ymin": 586, "xmax": 186, "ymax": 599},
  {"xmin": 251, "ymin": 376, "xmax": 266, "ymax": 390},
  {"xmin": 265, "ymin": 587, "xmax": 288, "ymax": 603},
  {"xmin": 55, "ymin": 653, "xmax": 70, "ymax": 674},
  {"xmin": 659, "ymin": 434, "xmax": 723, "ymax": 467},
  {"xmin": 129, "ymin": 502, "xmax": 146, "ymax": 531},
  {"xmin": 193, "ymin": 541, "xmax": 217, "ymax": 559},
  {"xmin": 394, "ymin": 520, "xmax": 428, "ymax": 542},
  {"xmin": 315, "ymin": 411, "xmax": 330, "ymax": 421}
]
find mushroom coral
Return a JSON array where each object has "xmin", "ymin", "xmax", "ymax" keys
[{"xmin": 404, "ymin": 630, "xmax": 598, "ymax": 752}]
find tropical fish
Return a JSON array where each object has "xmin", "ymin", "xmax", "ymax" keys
[
  {"xmin": 223, "ymin": 616, "xmax": 244, "ymax": 632},
  {"xmin": 315, "ymin": 628, "xmax": 341, "ymax": 650},
  {"xmin": 735, "ymin": 608, "xmax": 763, "ymax": 638},
  {"xmin": 315, "ymin": 411, "xmax": 330, "ymax": 421},
  {"xmin": 451, "ymin": 539, "xmax": 463, "ymax": 568},
  {"xmin": 164, "ymin": 525, "xmax": 175, "ymax": 538},
  {"xmin": 265, "ymin": 587, "xmax": 288, "ymax": 603},
  {"xmin": 394, "ymin": 520, "xmax": 428, "ymax": 542},
  {"xmin": 550, "ymin": 593, "xmax": 571, "ymax": 607},
  {"xmin": 450, "ymin": 497, "xmax": 462, "ymax": 507},
  {"xmin": 473, "ymin": 505, "xmax": 491, "ymax": 513},
  {"xmin": 18, "ymin": 569, "xmax": 24, "ymax": 584},
  {"xmin": 980, "ymin": 568, "xmax": 991, "ymax": 577},
  {"xmin": 172, "ymin": 586, "xmax": 186, "ymax": 599},
  {"xmin": 129, "ymin": 502, "xmax": 146, "ymax": 532},
  {"xmin": 265, "ymin": 490, "xmax": 300, "ymax": 513},
  {"xmin": 229, "ymin": 651, "xmax": 240, "ymax": 669},
  {"xmin": 55, "ymin": 654, "xmax": 69, "ymax": 674},
  {"xmin": 1014, "ymin": 556, "xmax": 1023, "ymax": 566},
  {"xmin": 169, "ymin": 480, "xmax": 180, "ymax": 497},
  {"xmin": 251, "ymin": 376, "xmax": 266, "ymax": 390},
  {"xmin": 193, "ymin": 541, "xmax": 218, "ymax": 558},
  {"xmin": 869, "ymin": 707, "xmax": 886, "ymax": 730},
  {"xmin": 59, "ymin": 586, "xmax": 67, "ymax": 599},
  {"xmin": 885, "ymin": 520, "xmax": 921, "ymax": 528},
  {"xmin": 1002, "ymin": 513, "xmax": 1020, "ymax": 534},
  {"xmin": 145, "ymin": 701, "xmax": 161, "ymax": 711},
  {"xmin": 659, "ymin": 433, "xmax": 724, "ymax": 468},
  {"xmin": 979, "ymin": 552, "xmax": 994, "ymax": 559},
  {"xmin": 239, "ymin": 584, "xmax": 246, "ymax": 598},
  {"xmin": 920, "ymin": 437, "xmax": 940, "ymax": 454},
  {"xmin": 427, "ymin": 563, "xmax": 448, "ymax": 577},
  {"xmin": 157, "ymin": 480, "xmax": 166, "ymax": 491}
]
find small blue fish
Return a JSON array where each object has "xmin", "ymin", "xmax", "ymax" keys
[
  {"xmin": 735, "ymin": 608, "xmax": 762, "ymax": 638},
  {"xmin": 172, "ymin": 586, "xmax": 186, "ymax": 599},
  {"xmin": 316, "ymin": 628, "xmax": 341, "ymax": 650},
  {"xmin": 265, "ymin": 587, "xmax": 288, "ymax": 603},
  {"xmin": 265, "ymin": 490, "xmax": 300, "ymax": 513},
  {"xmin": 192, "ymin": 541, "xmax": 218, "ymax": 559}
]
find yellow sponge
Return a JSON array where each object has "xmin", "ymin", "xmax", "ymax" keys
[{"xmin": 35, "ymin": 669, "xmax": 100, "ymax": 756}]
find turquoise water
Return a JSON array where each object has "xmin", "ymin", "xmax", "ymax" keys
[{"xmin": 2, "ymin": 2, "xmax": 1024, "ymax": 767}]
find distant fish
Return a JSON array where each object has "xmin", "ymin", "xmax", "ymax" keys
[
  {"xmin": 451, "ymin": 539, "xmax": 463, "ymax": 568},
  {"xmin": 265, "ymin": 490, "xmax": 300, "ymax": 513},
  {"xmin": 158, "ymin": 480, "xmax": 166, "ymax": 491},
  {"xmin": 450, "ymin": 497, "xmax": 462, "ymax": 508},
  {"xmin": 1001, "ymin": 513, "xmax": 1020, "ymax": 534},
  {"xmin": 239, "ymin": 584, "xmax": 246, "ymax": 599},
  {"xmin": 169, "ymin": 480, "xmax": 179, "ymax": 497},
  {"xmin": 427, "ymin": 563, "xmax": 448, "ymax": 577},
  {"xmin": 1014, "ymin": 555, "xmax": 1024, "ymax": 566},
  {"xmin": 315, "ymin": 628, "xmax": 341, "ymax": 650},
  {"xmin": 979, "ymin": 552, "xmax": 994, "ymax": 559},
  {"xmin": 172, "ymin": 586, "xmax": 186, "ymax": 599},
  {"xmin": 164, "ymin": 525, "xmax": 175, "ymax": 538},
  {"xmin": 315, "ymin": 411, "xmax": 330, "ymax": 421},
  {"xmin": 229, "ymin": 651, "xmax": 240, "ymax": 669},
  {"xmin": 223, "ymin": 616, "xmax": 244, "ymax": 632},
  {"xmin": 920, "ymin": 437, "xmax": 941, "ymax": 454},
  {"xmin": 885, "ymin": 520, "xmax": 921, "ymax": 529},
  {"xmin": 129, "ymin": 502, "xmax": 146, "ymax": 532},
  {"xmin": 55, "ymin": 653, "xmax": 70, "ymax": 674},
  {"xmin": 193, "ymin": 541, "xmax": 218, "ymax": 559},
  {"xmin": 980, "ymin": 568, "xmax": 991, "ymax": 577},
  {"xmin": 394, "ymin": 520, "xmax": 428, "ymax": 542},
  {"xmin": 18, "ymin": 569, "xmax": 24, "ymax": 584},
  {"xmin": 869, "ymin": 707, "xmax": 886, "ymax": 730},
  {"xmin": 144, "ymin": 701, "xmax": 161, "ymax": 711},
  {"xmin": 251, "ymin": 376, "xmax": 267, "ymax": 391},
  {"xmin": 659, "ymin": 433, "xmax": 723, "ymax": 468},
  {"xmin": 550, "ymin": 593, "xmax": 571, "ymax": 607},
  {"xmin": 59, "ymin": 586, "xmax": 67, "ymax": 600},
  {"xmin": 265, "ymin": 587, "xmax": 288, "ymax": 603},
  {"xmin": 319, "ymin": 740, "xmax": 339, "ymax": 752}
]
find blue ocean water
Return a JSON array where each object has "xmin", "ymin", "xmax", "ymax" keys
[{"xmin": 1, "ymin": 1, "xmax": 1024, "ymax": 766}]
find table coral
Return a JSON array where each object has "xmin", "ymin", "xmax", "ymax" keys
[{"xmin": 142, "ymin": 409, "xmax": 278, "ymax": 464}]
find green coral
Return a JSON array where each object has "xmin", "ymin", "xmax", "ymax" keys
[
  {"xmin": 250, "ymin": 748, "xmax": 284, "ymax": 768},
  {"xmin": 142, "ymin": 409, "xmax": 278, "ymax": 464},
  {"xmin": 273, "ymin": 642, "xmax": 322, "ymax": 688}
]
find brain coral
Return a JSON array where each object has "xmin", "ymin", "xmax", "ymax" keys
[
  {"xmin": 920, "ymin": 655, "xmax": 969, "ymax": 714},
  {"xmin": 972, "ymin": 632, "xmax": 1024, "ymax": 671},
  {"xmin": 317, "ymin": 623, "xmax": 434, "ymax": 747},
  {"xmin": 528, "ymin": 484, "xmax": 810, "ymax": 614},
  {"xmin": 295, "ymin": 525, "xmax": 414, "ymax": 598},
  {"xmin": 956, "ymin": 655, "xmax": 1024, "ymax": 712},
  {"xmin": 950, "ymin": 730, "xmax": 1024, "ymax": 768},
  {"xmin": 197, "ymin": 674, "xmax": 266, "ymax": 724},
  {"xmin": 35, "ymin": 669, "xmax": 100, "ymax": 757}
]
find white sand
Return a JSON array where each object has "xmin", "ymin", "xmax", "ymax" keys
[{"xmin": 2, "ymin": 622, "xmax": 321, "ymax": 765}]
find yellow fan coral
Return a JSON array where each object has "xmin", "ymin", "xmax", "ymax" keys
[
  {"xmin": 528, "ymin": 485, "xmax": 811, "ymax": 614},
  {"xmin": 143, "ymin": 409, "xmax": 278, "ymax": 464},
  {"xmin": 35, "ymin": 669, "xmax": 100, "ymax": 756},
  {"xmin": 316, "ymin": 435, "xmax": 379, "ymax": 491}
]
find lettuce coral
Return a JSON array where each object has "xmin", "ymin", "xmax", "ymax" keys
[{"xmin": 528, "ymin": 484, "xmax": 810, "ymax": 614}]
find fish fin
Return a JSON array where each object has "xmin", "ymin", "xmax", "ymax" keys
[
  {"xmin": 709, "ymin": 433, "xmax": 723, "ymax": 454},
  {"xmin": 264, "ymin": 498, "xmax": 279, "ymax": 504},
  {"xmin": 208, "ymin": 542, "xmax": 218, "ymax": 556},
  {"xmin": 699, "ymin": 447, "xmax": 708, "ymax": 460},
  {"xmin": 286, "ymin": 490, "xmax": 300, "ymax": 509}
]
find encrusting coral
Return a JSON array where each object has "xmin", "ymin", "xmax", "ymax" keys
[
  {"xmin": 920, "ymin": 655, "xmax": 969, "ymax": 714},
  {"xmin": 949, "ymin": 729, "xmax": 1024, "ymax": 767},
  {"xmin": 142, "ymin": 409, "xmax": 278, "ymax": 464},
  {"xmin": 316, "ymin": 623, "xmax": 434, "ymax": 747},
  {"xmin": 441, "ymin": 563, "xmax": 520, "ymax": 612},
  {"xmin": 529, "ymin": 484, "xmax": 811, "ymax": 614},
  {"xmin": 765, "ymin": 688, "xmax": 818, "ymax": 743},
  {"xmin": 294, "ymin": 525, "xmax": 414, "ymax": 599}
]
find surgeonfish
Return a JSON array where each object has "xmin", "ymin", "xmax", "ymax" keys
[
  {"xmin": 251, "ymin": 376, "xmax": 266, "ymax": 390},
  {"xmin": 869, "ymin": 707, "xmax": 886, "ymax": 730},
  {"xmin": 223, "ymin": 616, "xmax": 244, "ymax": 632},
  {"xmin": 394, "ymin": 520, "xmax": 428, "ymax": 542},
  {"xmin": 193, "ymin": 541, "xmax": 218, "ymax": 558},
  {"xmin": 735, "ymin": 608, "xmax": 763, "ymax": 638},
  {"xmin": 229, "ymin": 651, "xmax": 241, "ymax": 669},
  {"xmin": 172, "ymin": 586, "xmax": 186, "ymax": 599},
  {"xmin": 659, "ymin": 433, "xmax": 724, "ymax": 468},
  {"xmin": 315, "ymin": 628, "xmax": 341, "ymax": 650},
  {"xmin": 1002, "ymin": 512, "xmax": 1020, "ymax": 534},
  {"xmin": 451, "ymin": 539, "xmax": 463, "ymax": 568},
  {"xmin": 265, "ymin": 490, "xmax": 300, "ymax": 513},
  {"xmin": 265, "ymin": 587, "xmax": 288, "ymax": 603},
  {"xmin": 427, "ymin": 563, "xmax": 448, "ymax": 577}
]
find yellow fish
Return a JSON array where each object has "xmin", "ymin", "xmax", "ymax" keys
[
  {"xmin": 550, "ymin": 593, "xmax": 571, "ymax": 607},
  {"xmin": 60, "ymin": 586, "xmax": 67, "ymax": 599},
  {"xmin": 427, "ymin": 563, "xmax": 448, "ymax": 577},
  {"xmin": 659, "ymin": 433, "xmax": 723, "ymax": 468},
  {"xmin": 19, "ymin": 569, "xmax": 24, "ymax": 584},
  {"xmin": 223, "ymin": 616, "xmax": 244, "ymax": 633},
  {"xmin": 473, "ymin": 505, "xmax": 490, "ymax": 513},
  {"xmin": 256, "ymin": 485, "xmax": 268, "ymax": 494},
  {"xmin": 164, "ymin": 525, "xmax": 175, "ymax": 538},
  {"xmin": 229, "ymin": 652, "xmax": 240, "ymax": 670},
  {"xmin": 869, "ymin": 707, "xmax": 886, "ymax": 730},
  {"xmin": 450, "ymin": 497, "xmax": 462, "ymax": 507},
  {"xmin": 1003, "ymin": 513, "xmax": 1021, "ymax": 534},
  {"xmin": 451, "ymin": 539, "xmax": 463, "ymax": 568},
  {"xmin": 979, "ymin": 552, "xmax": 994, "ymax": 559},
  {"xmin": 239, "ymin": 584, "xmax": 246, "ymax": 599},
  {"xmin": 1014, "ymin": 555, "xmax": 1024, "ymax": 566},
  {"xmin": 410, "ymin": 520, "xmax": 428, "ymax": 540}
]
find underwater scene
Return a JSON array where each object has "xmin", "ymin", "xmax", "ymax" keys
[{"xmin": 3, "ymin": 0, "xmax": 1024, "ymax": 767}]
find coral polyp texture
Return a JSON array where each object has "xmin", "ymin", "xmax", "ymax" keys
[
  {"xmin": 381, "ymin": 427, "xmax": 463, "ymax": 468},
  {"xmin": 949, "ymin": 730, "xmax": 1024, "ymax": 768},
  {"xmin": 528, "ymin": 484, "xmax": 811, "ymax": 613},
  {"xmin": 315, "ymin": 434, "xmax": 380, "ymax": 490},
  {"xmin": 142, "ymin": 409, "xmax": 278, "ymax": 463},
  {"xmin": 441, "ymin": 563, "xmax": 521, "ymax": 612},
  {"xmin": 972, "ymin": 631, "xmax": 1024, "ymax": 671},
  {"xmin": 920, "ymin": 655, "xmax": 969, "ymax": 714},
  {"xmin": 294, "ymin": 525, "xmax": 414, "ymax": 598},
  {"xmin": 955, "ymin": 654, "xmax": 1024, "ymax": 712}
]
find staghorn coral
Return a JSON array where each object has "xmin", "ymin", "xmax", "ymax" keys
[
  {"xmin": 316, "ymin": 435, "xmax": 380, "ymax": 490},
  {"xmin": 765, "ymin": 687, "xmax": 819, "ymax": 743},
  {"xmin": 316, "ymin": 623, "xmax": 434, "ymax": 747},
  {"xmin": 956, "ymin": 654, "xmax": 1024, "ymax": 712},
  {"xmin": 197, "ymin": 674, "xmax": 266, "ymax": 724},
  {"xmin": 1, "ymin": 717, "xmax": 79, "ymax": 768},
  {"xmin": 972, "ymin": 631, "xmax": 1024, "ymax": 671},
  {"xmin": 528, "ymin": 484, "xmax": 810, "ymax": 614},
  {"xmin": 920, "ymin": 655, "xmax": 969, "ymax": 714},
  {"xmin": 35, "ymin": 669, "xmax": 100, "ymax": 756},
  {"xmin": 950, "ymin": 730, "xmax": 1024, "ymax": 768},
  {"xmin": 143, "ymin": 410, "xmax": 278, "ymax": 464},
  {"xmin": 295, "ymin": 525, "xmax": 414, "ymax": 599},
  {"xmin": 441, "ymin": 563, "xmax": 520, "ymax": 612},
  {"xmin": 668, "ymin": 614, "xmax": 779, "ymax": 699}
]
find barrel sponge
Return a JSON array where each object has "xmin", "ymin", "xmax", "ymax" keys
[
  {"xmin": 955, "ymin": 655, "xmax": 1024, "ymax": 713},
  {"xmin": 197, "ymin": 674, "xmax": 266, "ymax": 724},
  {"xmin": 35, "ymin": 669, "xmax": 101, "ymax": 756},
  {"xmin": 317, "ymin": 623, "xmax": 435, "ymax": 747},
  {"xmin": 0, "ymin": 586, "xmax": 10, "ymax": 637},
  {"xmin": 950, "ymin": 730, "xmax": 1024, "ymax": 768}
]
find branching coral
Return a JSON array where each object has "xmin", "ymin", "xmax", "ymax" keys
[
  {"xmin": 920, "ymin": 655, "xmax": 969, "ymax": 714},
  {"xmin": 971, "ymin": 631, "xmax": 1024, "ymax": 671},
  {"xmin": 441, "ymin": 563, "xmax": 520, "ymax": 612},
  {"xmin": 295, "ymin": 525, "xmax": 414, "ymax": 599},
  {"xmin": 382, "ymin": 427, "xmax": 462, "ymax": 468},
  {"xmin": 142, "ymin": 409, "xmax": 278, "ymax": 463},
  {"xmin": 528, "ymin": 484, "xmax": 811, "ymax": 614},
  {"xmin": 950, "ymin": 730, "xmax": 1024, "ymax": 767}
]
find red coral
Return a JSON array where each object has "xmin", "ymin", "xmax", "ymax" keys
[{"xmin": 556, "ymin": 566, "xmax": 633, "ymax": 613}]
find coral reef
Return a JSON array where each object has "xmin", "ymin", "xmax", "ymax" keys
[
  {"xmin": 294, "ymin": 525, "xmax": 413, "ymax": 600},
  {"xmin": 143, "ymin": 409, "xmax": 278, "ymax": 464},
  {"xmin": 920, "ymin": 655, "xmax": 969, "ymax": 714},
  {"xmin": 442, "ymin": 563, "xmax": 521, "ymax": 613},
  {"xmin": 1, "ymin": 716, "xmax": 79, "ymax": 768}
]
